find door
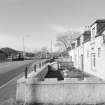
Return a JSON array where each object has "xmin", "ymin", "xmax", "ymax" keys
[{"xmin": 81, "ymin": 54, "xmax": 84, "ymax": 71}]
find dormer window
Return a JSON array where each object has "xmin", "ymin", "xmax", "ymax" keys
[{"xmin": 91, "ymin": 19, "xmax": 105, "ymax": 38}]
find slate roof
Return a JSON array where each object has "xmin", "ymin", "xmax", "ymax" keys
[
  {"xmin": 91, "ymin": 19, "xmax": 105, "ymax": 26},
  {"xmin": 83, "ymin": 30, "xmax": 91, "ymax": 35}
]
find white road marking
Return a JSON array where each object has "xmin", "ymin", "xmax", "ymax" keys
[
  {"xmin": 0, "ymin": 60, "xmax": 39, "ymax": 89},
  {"xmin": 0, "ymin": 73, "xmax": 24, "ymax": 89}
]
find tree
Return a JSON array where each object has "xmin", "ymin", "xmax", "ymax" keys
[
  {"xmin": 56, "ymin": 33, "xmax": 72, "ymax": 51},
  {"xmin": 56, "ymin": 31, "xmax": 81, "ymax": 51}
]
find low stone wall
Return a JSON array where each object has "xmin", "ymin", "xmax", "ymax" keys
[
  {"xmin": 16, "ymin": 62, "xmax": 105, "ymax": 105},
  {"xmin": 16, "ymin": 77, "xmax": 105, "ymax": 104},
  {"xmin": 35, "ymin": 65, "xmax": 48, "ymax": 81},
  {"xmin": 16, "ymin": 63, "xmax": 49, "ymax": 104}
]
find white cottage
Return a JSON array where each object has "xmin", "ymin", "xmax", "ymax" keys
[{"xmin": 69, "ymin": 19, "xmax": 105, "ymax": 80}]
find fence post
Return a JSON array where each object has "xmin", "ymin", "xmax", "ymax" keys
[
  {"xmin": 41, "ymin": 62, "xmax": 42, "ymax": 68},
  {"xmin": 34, "ymin": 64, "xmax": 36, "ymax": 72},
  {"xmin": 25, "ymin": 66, "xmax": 28, "ymax": 78},
  {"xmin": 39, "ymin": 62, "xmax": 41, "ymax": 68}
]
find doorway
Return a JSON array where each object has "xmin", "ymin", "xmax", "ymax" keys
[
  {"xmin": 91, "ymin": 53, "xmax": 96, "ymax": 70},
  {"xmin": 81, "ymin": 54, "xmax": 84, "ymax": 71}
]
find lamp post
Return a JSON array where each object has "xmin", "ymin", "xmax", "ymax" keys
[{"xmin": 51, "ymin": 40, "xmax": 53, "ymax": 59}]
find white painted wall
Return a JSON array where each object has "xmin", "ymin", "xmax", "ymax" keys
[
  {"xmin": 69, "ymin": 31, "xmax": 105, "ymax": 80},
  {"xmin": 89, "ymin": 35, "xmax": 105, "ymax": 79}
]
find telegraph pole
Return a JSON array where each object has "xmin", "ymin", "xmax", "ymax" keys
[
  {"xmin": 51, "ymin": 40, "xmax": 53, "ymax": 58},
  {"xmin": 22, "ymin": 36, "xmax": 25, "ymax": 59},
  {"xmin": 51, "ymin": 40, "xmax": 52, "ymax": 53}
]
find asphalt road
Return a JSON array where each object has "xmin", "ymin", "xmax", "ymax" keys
[
  {"xmin": 0, "ymin": 59, "xmax": 42, "ymax": 103},
  {"xmin": 0, "ymin": 60, "xmax": 35, "ymax": 87}
]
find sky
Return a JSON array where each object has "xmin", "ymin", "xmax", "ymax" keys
[{"xmin": 0, "ymin": 0, "xmax": 105, "ymax": 52}]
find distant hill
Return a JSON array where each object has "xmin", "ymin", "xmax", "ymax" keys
[
  {"xmin": 0, "ymin": 47, "xmax": 19, "ymax": 56},
  {"xmin": 0, "ymin": 47, "xmax": 35, "ymax": 58}
]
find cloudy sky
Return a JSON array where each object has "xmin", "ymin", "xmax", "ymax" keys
[{"xmin": 0, "ymin": 0, "xmax": 105, "ymax": 52}]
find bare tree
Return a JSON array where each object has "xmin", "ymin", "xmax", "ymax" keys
[
  {"xmin": 56, "ymin": 33, "xmax": 72, "ymax": 51},
  {"xmin": 56, "ymin": 31, "xmax": 81, "ymax": 51}
]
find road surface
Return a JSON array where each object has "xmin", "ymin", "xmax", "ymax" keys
[
  {"xmin": 0, "ymin": 60, "xmax": 35, "ymax": 87},
  {"xmin": 0, "ymin": 59, "xmax": 42, "ymax": 103}
]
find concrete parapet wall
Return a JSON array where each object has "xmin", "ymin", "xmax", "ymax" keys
[
  {"xmin": 16, "ymin": 62, "xmax": 105, "ymax": 104},
  {"xmin": 31, "ymin": 82, "xmax": 105, "ymax": 104},
  {"xmin": 16, "ymin": 63, "xmax": 49, "ymax": 104},
  {"xmin": 17, "ymin": 77, "xmax": 105, "ymax": 104},
  {"xmin": 35, "ymin": 64, "xmax": 48, "ymax": 81}
]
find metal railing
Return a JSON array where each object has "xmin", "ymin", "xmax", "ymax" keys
[{"xmin": 24, "ymin": 59, "xmax": 50, "ymax": 78}]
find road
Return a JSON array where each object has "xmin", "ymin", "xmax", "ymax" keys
[
  {"xmin": 0, "ymin": 59, "xmax": 42, "ymax": 103},
  {"xmin": 0, "ymin": 60, "xmax": 35, "ymax": 87}
]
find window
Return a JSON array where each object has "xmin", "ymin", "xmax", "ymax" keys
[{"xmin": 98, "ymin": 48, "xmax": 101, "ymax": 57}]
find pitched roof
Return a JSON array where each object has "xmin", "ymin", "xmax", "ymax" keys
[
  {"xmin": 95, "ymin": 19, "xmax": 105, "ymax": 23},
  {"xmin": 83, "ymin": 30, "xmax": 91, "ymax": 35},
  {"xmin": 0, "ymin": 50, "xmax": 7, "ymax": 56},
  {"xmin": 91, "ymin": 19, "xmax": 105, "ymax": 27}
]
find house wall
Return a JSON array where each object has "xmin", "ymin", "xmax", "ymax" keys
[
  {"xmin": 95, "ymin": 36, "xmax": 105, "ymax": 79},
  {"xmin": 74, "ymin": 47, "xmax": 79, "ymax": 69},
  {"xmin": 88, "ymin": 22, "xmax": 105, "ymax": 79},
  {"xmin": 88, "ymin": 35, "xmax": 105, "ymax": 80},
  {"xmin": 69, "ymin": 21, "xmax": 105, "ymax": 80},
  {"xmin": 69, "ymin": 49, "xmax": 75, "ymax": 63},
  {"xmin": 83, "ymin": 41, "xmax": 91, "ymax": 74}
]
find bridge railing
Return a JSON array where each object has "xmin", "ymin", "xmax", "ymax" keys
[{"xmin": 24, "ymin": 59, "xmax": 50, "ymax": 79}]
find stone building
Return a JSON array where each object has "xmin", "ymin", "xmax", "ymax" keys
[{"xmin": 69, "ymin": 19, "xmax": 105, "ymax": 80}]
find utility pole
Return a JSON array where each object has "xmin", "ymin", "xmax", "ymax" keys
[
  {"xmin": 22, "ymin": 36, "xmax": 25, "ymax": 58},
  {"xmin": 22, "ymin": 35, "xmax": 30, "ymax": 59},
  {"xmin": 51, "ymin": 40, "xmax": 52, "ymax": 53},
  {"xmin": 51, "ymin": 40, "xmax": 53, "ymax": 58}
]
